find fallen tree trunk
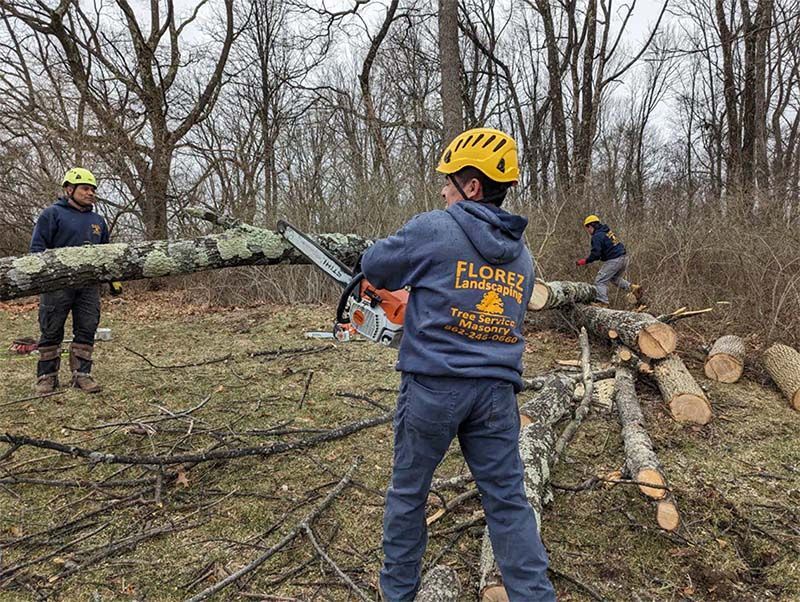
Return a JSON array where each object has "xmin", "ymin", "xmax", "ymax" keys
[
  {"xmin": 528, "ymin": 279, "xmax": 596, "ymax": 310},
  {"xmin": 564, "ymin": 304, "xmax": 677, "ymax": 359},
  {"xmin": 415, "ymin": 565, "xmax": 461, "ymax": 601},
  {"xmin": 614, "ymin": 366, "xmax": 669, "ymax": 501},
  {"xmin": 704, "ymin": 335, "xmax": 745, "ymax": 383},
  {"xmin": 762, "ymin": 343, "xmax": 800, "ymax": 411},
  {"xmin": 519, "ymin": 374, "xmax": 575, "ymax": 427},
  {"xmin": 653, "ymin": 354, "xmax": 713, "ymax": 425},
  {"xmin": 0, "ymin": 213, "xmax": 371, "ymax": 301}
]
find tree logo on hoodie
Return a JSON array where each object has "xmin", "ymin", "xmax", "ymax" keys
[{"xmin": 476, "ymin": 291, "xmax": 504, "ymax": 315}]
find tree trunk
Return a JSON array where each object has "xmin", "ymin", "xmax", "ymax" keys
[
  {"xmin": 653, "ymin": 354, "xmax": 713, "ymax": 425},
  {"xmin": 564, "ymin": 304, "xmax": 677, "ymax": 359},
  {"xmin": 519, "ymin": 373, "xmax": 575, "ymax": 427},
  {"xmin": 528, "ymin": 279, "xmax": 597, "ymax": 311},
  {"xmin": 615, "ymin": 366, "xmax": 669, "ymax": 500},
  {"xmin": 415, "ymin": 565, "xmax": 460, "ymax": 601},
  {"xmin": 704, "ymin": 335, "xmax": 746, "ymax": 383},
  {"xmin": 762, "ymin": 343, "xmax": 800, "ymax": 411},
  {"xmin": 438, "ymin": 0, "xmax": 463, "ymax": 142},
  {"xmin": 1, "ymin": 217, "xmax": 371, "ymax": 301}
]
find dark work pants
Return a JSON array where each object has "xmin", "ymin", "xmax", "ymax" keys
[
  {"xmin": 37, "ymin": 287, "xmax": 100, "ymax": 376},
  {"xmin": 381, "ymin": 374, "xmax": 555, "ymax": 601}
]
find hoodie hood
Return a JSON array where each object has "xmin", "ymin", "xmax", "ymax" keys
[
  {"xmin": 447, "ymin": 200, "xmax": 528, "ymax": 264},
  {"xmin": 594, "ymin": 223, "xmax": 609, "ymax": 234}
]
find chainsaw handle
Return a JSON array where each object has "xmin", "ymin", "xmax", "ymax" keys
[{"xmin": 336, "ymin": 272, "xmax": 365, "ymax": 323}]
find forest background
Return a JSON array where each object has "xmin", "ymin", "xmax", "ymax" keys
[{"xmin": 0, "ymin": 0, "xmax": 797, "ymax": 346}]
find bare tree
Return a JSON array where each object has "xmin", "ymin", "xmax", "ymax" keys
[
  {"xmin": 439, "ymin": 0, "xmax": 463, "ymax": 141},
  {"xmin": 0, "ymin": 0, "xmax": 236, "ymax": 240}
]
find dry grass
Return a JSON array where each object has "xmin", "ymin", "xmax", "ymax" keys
[{"xmin": 1, "ymin": 292, "xmax": 799, "ymax": 601}]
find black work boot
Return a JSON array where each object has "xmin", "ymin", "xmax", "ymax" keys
[
  {"xmin": 69, "ymin": 342, "xmax": 102, "ymax": 394},
  {"xmin": 34, "ymin": 345, "xmax": 61, "ymax": 394}
]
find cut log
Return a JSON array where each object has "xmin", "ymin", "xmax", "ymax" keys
[
  {"xmin": 0, "ymin": 211, "xmax": 371, "ymax": 300},
  {"xmin": 652, "ymin": 354, "xmax": 713, "ymax": 425},
  {"xmin": 564, "ymin": 304, "xmax": 677, "ymax": 359},
  {"xmin": 656, "ymin": 496, "xmax": 681, "ymax": 531},
  {"xmin": 762, "ymin": 343, "xmax": 800, "ymax": 411},
  {"xmin": 415, "ymin": 565, "xmax": 461, "ymax": 601},
  {"xmin": 528, "ymin": 279, "xmax": 597, "ymax": 310},
  {"xmin": 704, "ymin": 335, "xmax": 745, "ymax": 383},
  {"xmin": 614, "ymin": 345, "xmax": 652, "ymax": 375},
  {"xmin": 614, "ymin": 366, "xmax": 668, "ymax": 499}
]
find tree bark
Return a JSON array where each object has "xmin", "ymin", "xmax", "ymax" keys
[
  {"xmin": 528, "ymin": 279, "xmax": 597, "ymax": 311},
  {"xmin": 762, "ymin": 343, "xmax": 800, "ymax": 411},
  {"xmin": 653, "ymin": 354, "xmax": 713, "ymax": 425},
  {"xmin": 0, "ymin": 217, "xmax": 371, "ymax": 301},
  {"xmin": 439, "ymin": 0, "xmax": 463, "ymax": 143},
  {"xmin": 564, "ymin": 304, "xmax": 677, "ymax": 359},
  {"xmin": 704, "ymin": 335, "xmax": 746, "ymax": 383},
  {"xmin": 415, "ymin": 565, "xmax": 461, "ymax": 601}
]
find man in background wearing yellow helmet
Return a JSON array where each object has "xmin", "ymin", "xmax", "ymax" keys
[
  {"xmin": 30, "ymin": 168, "xmax": 109, "ymax": 394},
  {"xmin": 576, "ymin": 215, "xmax": 642, "ymax": 306},
  {"xmin": 361, "ymin": 129, "xmax": 555, "ymax": 601}
]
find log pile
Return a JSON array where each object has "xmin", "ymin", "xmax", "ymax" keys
[{"xmin": 529, "ymin": 280, "xmax": 714, "ymax": 425}]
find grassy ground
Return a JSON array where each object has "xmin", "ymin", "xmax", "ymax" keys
[{"xmin": 1, "ymin": 291, "xmax": 798, "ymax": 601}]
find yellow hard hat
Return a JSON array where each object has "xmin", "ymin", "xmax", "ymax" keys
[
  {"xmin": 436, "ymin": 127, "xmax": 519, "ymax": 183},
  {"xmin": 62, "ymin": 167, "xmax": 97, "ymax": 188},
  {"xmin": 583, "ymin": 214, "xmax": 601, "ymax": 227}
]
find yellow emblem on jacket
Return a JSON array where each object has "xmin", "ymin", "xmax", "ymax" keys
[{"xmin": 92, "ymin": 224, "xmax": 101, "ymax": 236}]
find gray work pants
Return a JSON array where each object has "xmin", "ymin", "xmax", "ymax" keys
[{"xmin": 595, "ymin": 255, "xmax": 631, "ymax": 303}]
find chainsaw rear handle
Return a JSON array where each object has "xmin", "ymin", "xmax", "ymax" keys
[{"xmin": 336, "ymin": 272, "xmax": 366, "ymax": 324}]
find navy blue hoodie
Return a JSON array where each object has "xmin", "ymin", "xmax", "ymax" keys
[
  {"xmin": 586, "ymin": 223, "xmax": 625, "ymax": 263},
  {"xmin": 361, "ymin": 201, "xmax": 534, "ymax": 391},
  {"xmin": 30, "ymin": 198, "xmax": 109, "ymax": 253}
]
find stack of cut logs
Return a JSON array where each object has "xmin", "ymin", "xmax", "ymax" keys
[{"xmin": 436, "ymin": 279, "xmax": 799, "ymax": 602}]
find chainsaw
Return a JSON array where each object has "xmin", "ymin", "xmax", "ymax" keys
[{"xmin": 277, "ymin": 220, "xmax": 408, "ymax": 348}]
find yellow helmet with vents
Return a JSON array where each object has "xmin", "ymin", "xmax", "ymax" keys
[
  {"xmin": 436, "ymin": 128, "xmax": 519, "ymax": 183},
  {"xmin": 583, "ymin": 215, "xmax": 601, "ymax": 227},
  {"xmin": 62, "ymin": 167, "xmax": 97, "ymax": 188}
]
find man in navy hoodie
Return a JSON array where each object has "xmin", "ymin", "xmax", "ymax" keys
[
  {"xmin": 576, "ymin": 214, "xmax": 642, "ymax": 305},
  {"xmin": 361, "ymin": 128, "xmax": 555, "ymax": 601},
  {"xmin": 30, "ymin": 168, "xmax": 109, "ymax": 394}
]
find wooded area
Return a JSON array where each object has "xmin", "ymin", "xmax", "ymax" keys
[
  {"xmin": 1, "ymin": 0, "xmax": 800, "ymax": 600},
  {"xmin": 0, "ymin": 0, "xmax": 797, "ymax": 344}
]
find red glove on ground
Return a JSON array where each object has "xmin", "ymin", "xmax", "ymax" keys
[{"xmin": 576, "ymin": 258, "xmax": 587, "ymax": 266}]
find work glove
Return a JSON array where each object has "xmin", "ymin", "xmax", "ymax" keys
[
  {"xmin": 109, "ymin": 281, "xmax": 123, "ymax": 296},
  {"xmin": 576, "ymin": 258, "xmax": 587, "ymax": 267}
]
